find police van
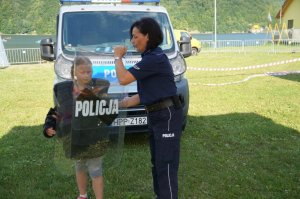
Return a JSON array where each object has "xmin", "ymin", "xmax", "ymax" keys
[{"xmin": 40, "ymin": 0, "xmax": 191, "ymax": 133}]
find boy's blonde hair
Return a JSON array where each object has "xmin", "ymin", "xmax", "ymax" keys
[{"xmin": 71, "ymin": 56, "xmax": 92, "ymax": 79}]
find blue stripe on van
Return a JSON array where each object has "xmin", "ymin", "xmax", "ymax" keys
[{"xmin": 92, "ymin": 65, "xmax": 131, "ymax": 83}]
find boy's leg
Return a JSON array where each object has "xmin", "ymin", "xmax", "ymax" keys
[
  {"xmin": 92, "ymin": 176, "xmax": 104, "ymax": 199},
  {"xmin": 75, "ymin": 160, "xmax": 89, "ymax": 197},
  {"xmin": 87, "ymin": 157, "xmax": 103, "ymax": 199},
  {"xmin": 76, "ymin": 169, "xmax": 88, "ymax": 196}
]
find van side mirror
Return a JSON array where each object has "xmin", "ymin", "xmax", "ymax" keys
[
  {"xmin": 40, "ymin": 38, "xmax": 55, "ymax": 61},
  {"xmin": 179, "ymin": 36, "xmax": 191, "ymax": 58}
]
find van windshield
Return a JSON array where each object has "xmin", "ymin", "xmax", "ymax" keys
[{"xmin": 62, "ymin": 11, "xmax": 175, "ymax": 55}]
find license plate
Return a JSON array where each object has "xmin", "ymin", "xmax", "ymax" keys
[{"xmin": 111, "ymin": 117, "xmax": 147, "ymax": 126}]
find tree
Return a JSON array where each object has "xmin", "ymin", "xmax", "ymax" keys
[{"xmin": 0, "ymin": 0, "xmax": 283, "ymax": 34}]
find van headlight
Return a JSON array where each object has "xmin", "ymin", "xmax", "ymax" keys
[
  {"xmin": 55, "ymin": 54, "xmax": 73, "ymax": 80},
  {"xmin": 170, "ymin": 53, "xmax": 187, "ymax": 81}
]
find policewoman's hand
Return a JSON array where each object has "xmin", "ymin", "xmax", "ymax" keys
[
  {"xmin": 119, "ymin": 96, "xmax": 130, "ymax": 108},
  {"xmin": 114, "ymin": 45, "xmax": 127, "ymax": 58}
]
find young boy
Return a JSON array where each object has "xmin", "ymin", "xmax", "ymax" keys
[{"xmin": 43, "ymin": 56, "xmax": 107, "ymax": 199}]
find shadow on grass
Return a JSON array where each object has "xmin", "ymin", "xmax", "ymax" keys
[
  {"xmin": 271, "ymin": 73, "xmax": 300, "ymax": 83},
  {"xmin": 124, "ymin": 132, "xmax": 149, "ymax": 146},
  {"xmin": 0, "ymin": 125, "xmax": 77, "ymax": 199},
  {"xmin": 0, "ymin": 125, "xmax": 150, "ymax": 199},
  {"xmin": 1, "ymin": 112, "xmax": 299, "ymax": 199},
  {"xmin": 180, "ymin": 113, "xmax": 300, "ymax": 199}
]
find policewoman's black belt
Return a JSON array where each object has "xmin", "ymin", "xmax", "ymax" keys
[{"xmin": 145, "ymin": 95, "xmax": 182, "ymax": 113}]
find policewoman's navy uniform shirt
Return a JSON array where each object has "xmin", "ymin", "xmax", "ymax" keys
[{"xmin": 128, "ymin": 47, "xmax": 177, "ymax": 105}]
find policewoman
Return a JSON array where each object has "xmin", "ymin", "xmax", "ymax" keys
[{"xmin": 114, "ymin": 17, "xmax": 183, "ymax": 199}]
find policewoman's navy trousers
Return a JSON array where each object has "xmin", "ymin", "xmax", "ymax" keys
[{"xmin": 148, "ymin": 105, "xmax": 183, "ymax": 199}]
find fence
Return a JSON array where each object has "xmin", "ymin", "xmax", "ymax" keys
[
  {"xmin": 201, "ymin": 39, "xmax": 300, "ymax": 53},
  {"xmin": 3, "ymin": 39, "xmax": 300, "ymax": 65},
  {"xmin": 5, "ymin": 48, "xmax": 42, "ymax": 65}
]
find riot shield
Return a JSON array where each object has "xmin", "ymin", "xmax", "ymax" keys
[{"xmin": 53, "ymin": 54, "xmax": 126, "ymax": 175}]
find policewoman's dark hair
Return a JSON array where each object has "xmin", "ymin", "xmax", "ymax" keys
[
  {"xmin": 70, "ymin": 56, "xmax": 92, "ymax": 79},
  {"xmin": 130, "ymin": 17, "xmax": 163, "ymax": 51}
]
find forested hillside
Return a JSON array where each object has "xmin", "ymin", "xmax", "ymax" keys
[
  {"xmin": 0, "ymin": 0, "xmax": 284, "ymax": 34},
  {"xmin": 0, "ymin": 0, "xmax": 59, "ymax": 34}
]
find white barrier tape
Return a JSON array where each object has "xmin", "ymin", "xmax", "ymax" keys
[
  {"xmin": 190, "ymin": 71, "xmax": 300, "ymax": 86},
  {"xmin": 188, "ymin": 58, "xmax": 300, "ymax": 71}
]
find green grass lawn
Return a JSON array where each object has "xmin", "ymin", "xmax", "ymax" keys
[{"xmin": 0, "ymin": 52, "xmax": 300, "ymax": 199}]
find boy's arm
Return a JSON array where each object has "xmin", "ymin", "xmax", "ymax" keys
[
  {"xmin": 44, "ymin": 128, "xmax": 56, "ymax": 137},
  {"xmin": 43, "ymin": 107, "xmax": 58, "ymax": 138}
]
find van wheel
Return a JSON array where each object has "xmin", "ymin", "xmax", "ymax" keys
[{"xmin": 191, "ymin": 47, "xmax": 198, "ymax": 56}]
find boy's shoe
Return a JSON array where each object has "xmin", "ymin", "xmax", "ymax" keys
[{"xmin": 77, "ymin": 197, "xmax": 88, "ymax": 199}]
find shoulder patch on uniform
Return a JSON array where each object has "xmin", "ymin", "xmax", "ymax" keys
[{"xmin": 133, "ymin": 65, "xmax": 140, "ymax": 70}]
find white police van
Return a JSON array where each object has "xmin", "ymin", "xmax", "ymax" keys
[{"xmin": 40, "ymin": 0, "xmax": 191, "ymax": 133}]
